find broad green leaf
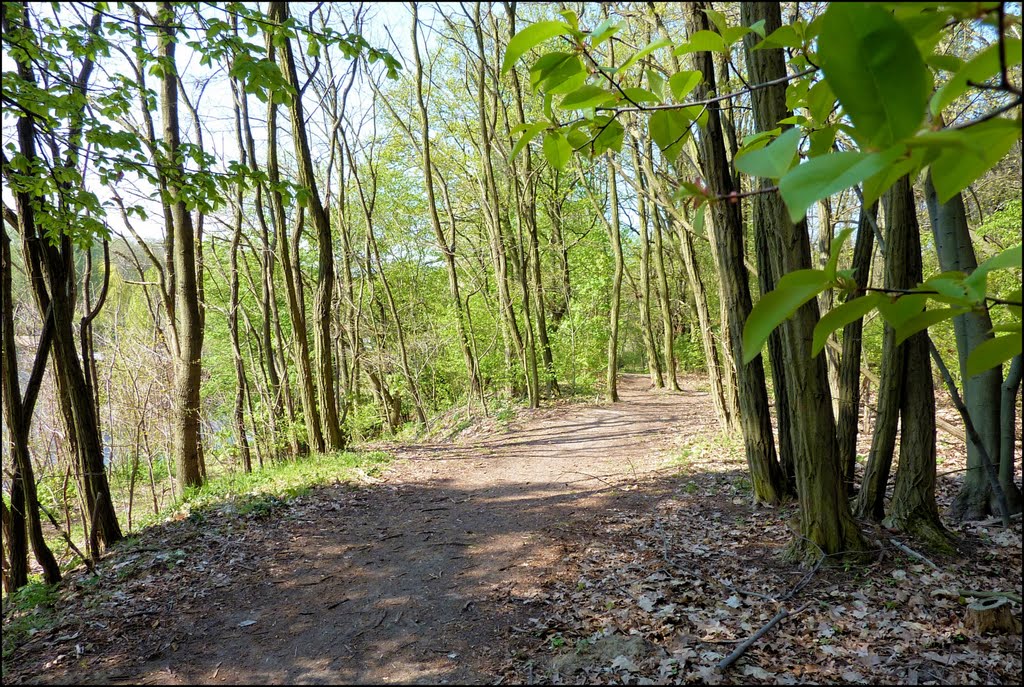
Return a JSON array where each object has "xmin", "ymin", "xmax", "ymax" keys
[
  {"xmin": 754, "ymin": 24, "xmax": 801, "ymax": 50},
  {"xmin": 894, "ymin": 307, "xmax": 968, "ymax": 345},
  {"xmin": 741, "ymin": 127, "xmax": 783, "ymax": 151},
  {"xmin": 808, "ymin": 125, "xmax": 837, "ymax": 158},
  {"xmin": 649, "ymin": 109, "xmax": 691, "ymax": 162},
  {"xmin": 559, "ymin": 84, "xmax": 616, "ymax": 110},
  {"xmin": 530, "ymin": 52, "xmax": 585, "ymax": 94},
  {"xmin": 966, "ymin": 332, "xmax": 1023, "ymax": 377},
  {"xmin": 931, "ymin": 39, "xmax": 1023, "ymax": 116},
  {"xmin": 647, "ymin": 69, "xmax": 666, "ymax": 100},
  {"xmin": 543, "ymin": 131, "xmax": 572, "ymax": 170},
  {"xmin": 502, "ymin": 21, "xmax": 572, "ymax": 74},
  {"xmin": 964, "ymin": 243, "xmax": 1023, "ymax": 295},
  {"xmin": 926, "ymin": 53, "xmax": 964, "ymax": 73},
  {"xmin": 693, "ymin": 203, "xmax": 706, "ymax": 237},
  {"xmin": 617, "ymin": 38, "xmax": 672, "ymax": 73},
  {"xmin": 591, "ymin": 117, "xmax": 625, "ymax": 155},
  {"xmin": 674, "ymin": 30, "xmax": 727, "ymax": 55},
  {"xmin": 817, "ymin": 3, "xmax": 928, "ymax": 148},
  {"xmin": 929, "ymin": 118, "xmax": 1022, "ymax": 203},
  {"xmin": 669, "ymin": 70, "xmax": 703, "ymax": 102},
  {"xmin": 735, "ymin": 128, "xmax": 800, "ymax": 179},
  {"xmin": 779, "ymin": 147, "xmax": 904, "ymax": 222},
  {"xmin": 917, "ymin": 274, "xmax": 972, "ymax": 305},
  {"xmin": 812, "ymin": 293, "xmax": 883, "ymax": 356},
  {"xmin": 748, "ymin": 19, "xmax": 767, "ymax": 39},
  {"xmin": 878, "ymin": 293, "xmax": 928, "ymax": 329},
  {"xmin": 558, "ymin": 9, "xmax": 578, "ymax": 31},
  {"xmin": 806, "ymin": 79, "xmax": 835, "ymax": 124},
  {"xmin": 621, "ymin": 87, "xmax": 661, "ymax": 104},
  {"xmin": 743, "ymin": 269, "xmax": 830, "ymax": 364},
  {"xmin": 590, "ymin": 17, "xmax": 621, "ymax": 47},
  {"xmin": 824, "ymin": 227, "xmax": 854, "ymax": 280},
  {"xmin": 511, "ymin": 121, "xmax": 548, "ymax": 162},
  {"xmin": 862, "ymin": 146, "xmax": 925, "ymax": 206}
]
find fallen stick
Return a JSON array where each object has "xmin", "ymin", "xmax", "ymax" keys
[
  {"xmin": 717, "ymin": 602, "xmax": 810, "ymax": 671},
  {"xmin": 957, "ymin": 589, "xmax": 1023, "ymax": 604},
  {"xmin": 889, "ymin": 538, "xmax": 939, "ymax": 570}
]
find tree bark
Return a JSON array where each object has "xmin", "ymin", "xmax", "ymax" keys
[
  {"xmin": 690, "ymin": 1, "xmax": 786, "ymax": 507},
  {"xmin": 269, "ymin": 1, "xmax": 345, "ymax": 451},
  {"xmin": 924, "ymin": 172, "xmax": 1022, "ymax": 518}
]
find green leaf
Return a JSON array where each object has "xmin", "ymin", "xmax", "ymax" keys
[
  {"xmin": 649, "ymin": 109, "xmax": 691, "ymax": 162},
  {"xmin": 817, "ymin": 3, "xmax": 928, "ymax": 148},
  {"xmin": 559, "ymin": 84, "xmax": 615, "ymax": 110},
  {"xmin": 878, "ymin": 293, "xmax": 928, "ymax": 329},
  {"xmin": 543, "ymin": 131, "xmax": 572, "ymax": 170},
  {"xmin": 502, "ymin": 21, "xmax": 572, "ymax": 74},
  {"xmin": 669, "ymin": 70, "xmax": 703, "ymax": 102},
  {"xmin": 812, "ymin": 293, "xmax": 883, "ymax": 357},
  {"xmin": 674, "ymin": 30, "xmax": 727, "ymax": 55},
  {"xmin": 590, "ymin": 17, "xmax": 621, "ymax": 47},
  {"xmin": 779, "ymin": 147, "xmax": 903, "ymax": 222},
  {"xmin": 928, "ymin": 118, "xmax": 1022, "ymax": 203},
  {"xmin": 931, "ymin": 39, "xmax": 1022, "ymax": 116},
  {"xmin": 754, "ymin": 24, "xmax": 801, "ymax": 50},
  {"xmin": 894, "ymin": 307, "xmax": 968, "ymax": 345},
  {"xmin": 617, "ymin": 38, "xmax": 672, "ymax": 73},
  {"xmin": 743, "ymin": 269, "xmax": 830, "ymax": 364},
  {"xmin": 511, "ymin": 121, "xmax": 548, "ymax": 162},
  {"xmin": 621, "ymin": 87, "xmax": 660, "ymax": 104},
  {"xmin": 966, "ymin": 332, "xmax": 1023, "ymax": 378},
  {"xmin": 964, "ymin": 243, "xmax": 1023, "ymax": 296},
  {"xmin": 530, "ymin": 52, "xmax": 585, "ymax": 94},
  {"xmin": 824, "ymin": 227, "xmax": 854, "ymax": 280},
  {"xmin": 647, "ymin": 69, "xmax": 665, "ymax": 100},
  {"xmin": 734, "ymin": 128, "xmax": 800, "ymax": 179}
]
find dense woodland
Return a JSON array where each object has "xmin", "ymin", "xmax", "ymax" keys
[{"xmin": 1, "ymin": 1, "xmax": 1022, "ymax": 670}]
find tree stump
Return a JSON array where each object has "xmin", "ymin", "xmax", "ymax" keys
[{"xmin": 964, "ymin": 597, "xmax": 1021, "ymax": 635}]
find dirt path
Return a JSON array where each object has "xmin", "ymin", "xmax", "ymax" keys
[{"xmin": 83, "ymin": 374, "xmax": 708, "ymax": 685}]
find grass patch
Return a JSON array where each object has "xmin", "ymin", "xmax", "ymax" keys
[
  {"xmin": 135, "ymin": 450, "xmax": 392, "ymax": 530},
  {"xmin": 2, "ymin": 581, "xmax": 61, "ymax": 665}
]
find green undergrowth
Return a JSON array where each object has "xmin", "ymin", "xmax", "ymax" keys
[
  {"xmin": 146, "ymin": 450, "xmax": 392, "ymax": 528},
  {"xmin": 2, "ymin": 450, "xmax": 391, "ymax": 674},
  {"xmin": 1, "ymin": 580, "xmax": 61, "ymax": 665}
]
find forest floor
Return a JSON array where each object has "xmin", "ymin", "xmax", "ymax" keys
[{"xmin": 2, "ymin": 374, "xmax": 1021, "ymax": 685}]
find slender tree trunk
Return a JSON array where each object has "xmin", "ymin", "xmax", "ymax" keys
[
  {"xmin": 606, "ymin": 157, "xmax": 624, "ymax": 402},
  {"xmin": 924, "ymin": 172, "xmax": 1022, "ymax": 518},
  {"xmin": 741, "ymin": 1, "xmax": 863, "ymax": 552},
  {"xmin": 269, "ymin": 1, "xmax": 345, "ymax": 451},
  {"xmin": 409, "ymin": 3, "xmax": 483, "ymax": 401},
  {"xmin": 631, "ymin": 138, "xmax": 664, "ymax": 388},
  {"xmin": 157, "ymin": 2, "xmax": 204, "ymax": 488},
  {"xmin": 689, "ymin": 1, "xmax": 787, "ymax": 507},
  {"xmin": 1, "ymin": 224, "xmax": 61, "ymax": 587},
  {"xmin": 265, "ymin": 37, "xmax": 324, "ymax": 455},
  {"xmin": 838, "ymin": 199, "xmax": 877, "ymax": 492},
  {"xmin": 884, "ymin": 176, "xmax": 951, "ymax": 548}
]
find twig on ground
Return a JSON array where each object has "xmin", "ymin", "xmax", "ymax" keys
[
  {"xmin": 717, "ymin": 602, "xmax": 811, "ymax": 671},
  {"xmin": 890, "ymin": 538, "xmax": 939, "ymax": 570}
]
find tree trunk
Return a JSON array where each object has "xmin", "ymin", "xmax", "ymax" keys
[
  {"xmin": 409, "ymin": 3, "xmax": 483, "ymax": 402},
  {"xmin": 606, "ymin": 157, "xmax": 624, "ymax": 402},
  {"xmin": 883, "ymin": 177, "xmax": 951, "ymax": 549},
  {"xmin": 838, "ymin": 199, "xmax": 878, "ymax": 493},
  {"xmin": 741, "ymin": 1, "xmax": 862, "ymax": 553},
  {"xmin": 690, "ymin": 1, "xmax": 787, "ymax": 507},
  {"xmin": 1, "ymin": 224, "xmax": 61, "ymax": 587},
  {"xmin": 631, "ymin": 138, "xmax": 664, "ymax": 389},
  {"xmin": 158, "ymin": 2, "xmax": 204, "ymax": 488},
  {"xmin": 269, "ymin": 1, "xmax": 345, "ymax": 451},
  {"xmin": 924, "ymin": 173, "xmax": 1022, "ymax": 518}
]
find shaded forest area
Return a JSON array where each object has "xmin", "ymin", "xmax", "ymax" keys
[{"xmin": 2, "ymin": 1, "xmax": 1022, "ymax": 684}]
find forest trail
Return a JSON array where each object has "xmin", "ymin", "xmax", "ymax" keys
[{"xmin": 83, "ymin": 374, "xmax": 710, "ymax": 685}]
